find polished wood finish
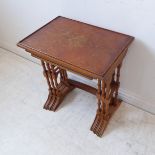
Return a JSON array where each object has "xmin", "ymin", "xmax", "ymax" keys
[
  {"xmin": 41, "ymin": 60, "xmax": 74, "ymax": 111},
  {"xmin": 68, "ymin": 79, "xmax": 97, "ymax": 95},
  {"xmin": 90, "ymin": 67, "xmax": 122, "ymax": 137},
  {"xmin": 18, "ymin": 16, "xmax": 134, "ymax": 79},
  {"xmin": 17, "ymin": 16, "xmax": 134, "ymax": 137}
]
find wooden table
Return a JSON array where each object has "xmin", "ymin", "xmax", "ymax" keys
[{"xmin": 17, "ymin": 16, "xmax": 134, "ymax": 137}]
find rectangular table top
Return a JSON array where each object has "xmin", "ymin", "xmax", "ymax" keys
[{"xmin": 17, "ymin": 16, "xmax": 134, "ymax": 79}]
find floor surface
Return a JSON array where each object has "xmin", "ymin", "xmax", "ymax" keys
[{"xmin": 0, "ymin": 48, "xmax": 155, "ymax": 155}]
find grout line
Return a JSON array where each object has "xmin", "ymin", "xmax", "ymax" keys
[{"xmin": 0, "ymin": 47, "xmax": 154, "ymax": 115}]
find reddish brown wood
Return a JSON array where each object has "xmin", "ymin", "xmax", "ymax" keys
[
  {"xmin": 90, "ymin": 64, "xmax": 122, "ymax": 137},
  {"xmin": 41, "ymin": 60, "xmax": 74, "ymax": 111},
  {"xmin": 17, "ymin": 16, "xmax": 134, "ymax": 137},
  {"xmin": 18, "ymin": 16, "xmax": 134, "ymax": 79},
  {"xmin": 68, "ymin": 79, "xmax": 97, "ymax": 95}
]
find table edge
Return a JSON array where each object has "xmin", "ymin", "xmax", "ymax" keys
[{"xmin": 17, "ymin": 16, "xmax": 135, "ymax": 79}]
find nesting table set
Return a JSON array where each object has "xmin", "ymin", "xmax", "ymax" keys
[{"xmin": 17, "ymin": 16, "xmax": 134, "ymax": 137}]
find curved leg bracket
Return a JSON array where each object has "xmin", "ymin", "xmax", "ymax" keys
[
  {"xmin": 41, "ymin": 60, "xmax": 74, "ymax": 111},
  {"xmin": 90, "ymin": 99, "xmax": 121, "ymax": 137},
  {"xmin": 91, "ymin": 64, "xmax": 122, "ymax": 137},
  {"xmin": 41, "ymin": 59, "xmax": 122, "ymax": 136}
]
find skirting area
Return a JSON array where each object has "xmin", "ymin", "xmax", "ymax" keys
[{"xmin": 0, "ymin": 48, "xmax": 155, "ymax": 155}]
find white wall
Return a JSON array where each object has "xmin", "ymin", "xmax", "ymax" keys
[
  {"xmin": 61, "ymin": 0, "xmax": 155, "ymax": 113},
  {"xmin": 0, "ymin": 0, "xmax": 61, "ymax": 62},
  {"xmin": 0, "ymin": 1, "xmax": 155, "ymax": 113}
]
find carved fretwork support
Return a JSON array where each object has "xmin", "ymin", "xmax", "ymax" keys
[
  {"xmin": 90, "ymin": 63, "xmax": 122, "ymax": 137},
  {"xmin": 41, "ymin": 60, "xmax": 74, "ymax": 111},
  {"xmin": 41, "ymin": 59, "xmax": 122, "ymax": 137}
]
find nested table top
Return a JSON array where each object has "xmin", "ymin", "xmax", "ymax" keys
[{"xmin": 17, "ymin": 16, "xmax": 134, "ymax": 78}]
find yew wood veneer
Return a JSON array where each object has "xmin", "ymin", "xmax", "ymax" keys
[{"xmin": 17, "ymin": 16, "xmax": 134, "ymax": 137}]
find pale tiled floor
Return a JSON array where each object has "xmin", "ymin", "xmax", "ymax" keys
[{"xmin": 0, "ymin": 48, "xmax": 155, "ymax": 155}]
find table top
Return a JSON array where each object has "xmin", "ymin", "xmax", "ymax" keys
[{"xmin": 17, "ymin": 16, "xmax": 134, "ymax": 78}]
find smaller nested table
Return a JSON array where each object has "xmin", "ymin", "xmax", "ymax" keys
[{"xmin": 17, "ymin": 16, "xmax": 134, "ymax": 137}]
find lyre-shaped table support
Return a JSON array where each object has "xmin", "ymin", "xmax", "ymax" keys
[
  {"xmin": 41, "ymin": 60, "xmax": 122, "ymax": 137},
  {"xmin": 41, "ymin": 60, "xmax": 74, "ymax": 111},
  {"xmin": 90, "ymin": 63, "xmax": 122, "ymax": 137}
]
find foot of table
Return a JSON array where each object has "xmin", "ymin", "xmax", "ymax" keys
[
  {"xmin": 41, "ymin": 60, "xmax": 74, "ymax": 111},
  {"xmin": 91, "ymin": 63, "xmax": 122, "ymax": 137},
  {"xmin": 44, "ymin": 82, "xmax": 74, "ymax": 111},
  {"xmin": 90, "ymin": 99, "xmax": 121, "ymax": 137}
]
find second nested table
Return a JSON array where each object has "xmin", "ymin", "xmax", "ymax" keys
[{"xmin": 17, "ymin": 16, "xmax": 134, "ymax": 137}]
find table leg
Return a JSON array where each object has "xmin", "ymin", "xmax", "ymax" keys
[
  {"xmin": 41, "ymin": 60, "xmax": 74, "ymax": 111},
  {"xmin": 90, "ymin": 64, "xmax": 122, "ymax": 137}
]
